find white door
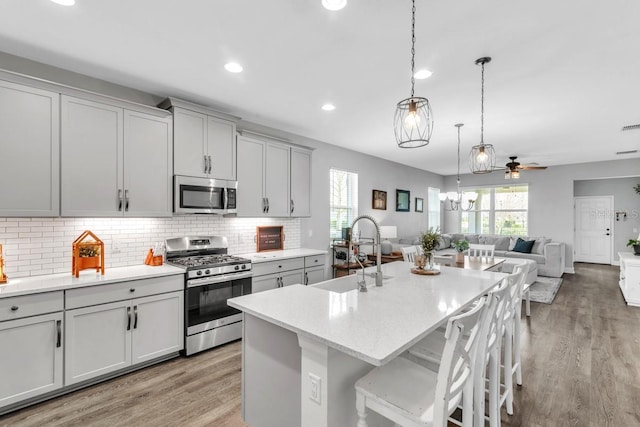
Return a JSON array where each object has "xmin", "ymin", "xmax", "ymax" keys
[
  {"xmin": 574, "ymin": 196, "xmax": 613, "ymax": 264},
  {"xmin": 173, "ymin": 108, "xmax": 207, "ymax": 178},
  {"xmin": 207, "ymin": 116, "xmax": 236, "ymax": 180},
  {"xmin": 65, "ymin": 300, "xmax": 132, "ymax": 385},
  {"xmin": 0, "ymin": 81, "xmax": 60, "ymax": 217},
  {"xmin": 264, "ymin": 142, "xmax": 290, "ymax": 217},
  {"xmin": 61, "ymin": 96, "xmax": 123, "ymax": 217},
  {"xmin": 237, "ymin": 135, "xmax": 266, "ymax": 217},
  {"xmin": 131, "ymin": 291, "xmax": 183, "ymax": 365},
  {"xmin": 290, "ymin": 147, "xmax": 312, "ymax": 217},
  {"xmin": 123, "ymin": 110, "xmax": 172, "ymax": 217},
  {"xmin": 0, "ymin": 312, "xmax": 63, "ymax": 407}
]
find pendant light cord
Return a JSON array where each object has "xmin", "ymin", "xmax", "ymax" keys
[
  {"xmin": 480, "ymin": 61, "xmax": 485, "ymax": 145},
  {"xmin": 410, "ymin": 0, "xmax": 416, "ymax": 98},
  {"xmin": 457, "ymin": 125, "xmax": 461, "ymax": 185}
]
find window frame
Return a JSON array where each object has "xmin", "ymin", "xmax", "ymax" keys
[
  {"xmin": 329, "ymin": 168, "xmax": 359, "ymax": 240},
  {"xmin": 459, "ymin": 184, "xmax": 529, "ymax": 235}
]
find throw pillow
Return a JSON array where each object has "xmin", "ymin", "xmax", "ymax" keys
[
  {"xmin": 512, "ymin": 238, "xmax": 535, "ymax": 253},
  {"xmin": 531, "ymin": 237, "xmax": 549, "ymax": 255},
  {"xmin": 494, "ymin": 236, "xmax": 510, "ymax": 251}
]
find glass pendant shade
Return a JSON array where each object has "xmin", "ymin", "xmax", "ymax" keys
[
  {"xmin": 394, "ymin": 97, "xmax": 433, "ymax": 148},
  {"xmin": 470, "ymin": 143, "xmax": 496, "ymax": 174}
]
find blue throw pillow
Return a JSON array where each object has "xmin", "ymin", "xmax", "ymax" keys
[{"xmin": 512, "ymin": 237, "xmax": 535, "ymax": 253}]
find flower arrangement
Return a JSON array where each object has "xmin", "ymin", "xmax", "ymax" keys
[
  {"xmin": 420, "ymin": 227, "xmax": 441, "ymax": 254},
  {"xmin": 634, "ymin": 183, "xmax": 640, "ymax": 195},
  {"xmin": 454, "ymin": 239, "xmax": 469, "ymax": 252}
]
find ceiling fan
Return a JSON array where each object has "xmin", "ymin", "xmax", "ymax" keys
[{"xmin": 497, "ymin": 156, "xmax": 547, "ymax": 179}]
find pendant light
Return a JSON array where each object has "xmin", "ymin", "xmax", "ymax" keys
[
  {"xmin": 393, "ymin": 0, "xmax": 433, "ymax": 148},
  {"xmin": 439, "ymin": 124, "xmax": 477, "ymax": 211},
  {"xmin": 469, "ymin": 57, "xmax": 496, "ymax": 173}
]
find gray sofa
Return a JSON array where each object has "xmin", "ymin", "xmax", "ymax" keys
[{"xmin": 398, "ymin": 233, "xmax": 565, "ymax": 278}]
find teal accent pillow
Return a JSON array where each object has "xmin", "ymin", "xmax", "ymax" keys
[{"xmin": 512, "ymin": 238, "xmax": 535, "ymax": 253}]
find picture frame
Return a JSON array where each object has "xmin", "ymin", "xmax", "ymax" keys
[
  {"xmin": 415, "ymin": 197, "xmax": 424, "ymax": 212},
  {"xmin": 396, "ymin": 189, "xmax": 410, "ymax": 212},
  {"xmin": 372, "ymin": 189, "xmax": 387, "ymax": 210}
]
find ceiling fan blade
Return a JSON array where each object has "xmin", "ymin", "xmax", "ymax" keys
[{"xmin": 518, "ymin": 165, "xmax": 547, "ymax": 170}]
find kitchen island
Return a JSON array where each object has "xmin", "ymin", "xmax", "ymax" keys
[{"xmin": 228, "ymin": 261, "xmax": 506, "ymax": 427}]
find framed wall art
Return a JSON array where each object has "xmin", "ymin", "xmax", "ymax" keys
[
  {"xmin": 415, "ymin": 197, "xmax": 424, "ymax": 212},
  {"xmin": 372, "ymin": 189, "xmax": 387, "ymax": 210},
  {"xmin": 396, "ymin": 189, "xmax": 410, "ymax": 212}
]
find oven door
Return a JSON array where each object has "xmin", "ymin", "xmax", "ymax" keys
[{"xmin": 185, "ymin": 273, "xmax": 251, "ymax": 336}]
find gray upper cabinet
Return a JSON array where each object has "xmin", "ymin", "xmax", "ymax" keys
[
  {"xmin": 236, "ymin": 133, "xmax": 312, "ymax": 218},
  {"xmin": 61, "ymin": 95, "xmax": 172, "ymax": 217},
  {"xmin": 160, "ymin": 98, "xmax": 238, "ymax": 181},
  {"xmin": 0, "ymin": 80, "xmax": 60, "ymax": 217}
]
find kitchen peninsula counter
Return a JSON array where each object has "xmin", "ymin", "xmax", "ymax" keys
[{"xmin": 228, "ymin": 261, "xmax": 506, "ymax": 427}]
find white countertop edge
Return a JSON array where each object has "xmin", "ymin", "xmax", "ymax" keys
[
  {"xmin": 238, "ymin": 248, "xmax": 328, "ymax": 263},
  {"xmin": 0, "ymin": 264, "xmax": 186, "ymax": 298}
]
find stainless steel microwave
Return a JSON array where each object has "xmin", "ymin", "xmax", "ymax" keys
[{"xmin": 174, "ymin": 175, "xmax": 237, "ymax": 215}]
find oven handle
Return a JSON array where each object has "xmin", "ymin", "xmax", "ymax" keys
[{"xmin": 187, "ymin": 271, "xmax": 252, "ymax": 287}]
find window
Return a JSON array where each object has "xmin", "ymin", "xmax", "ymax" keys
[
  {"xmin": 460, "ymin": 185, "xmax": 528, "ymax": 235},
  {"xmin": 427, "ymin": 187, "xmax": 441, "ymax": 230},
  {"xmin": 329, "ymin": 168, "xmax": 358, "ymax": 239}
]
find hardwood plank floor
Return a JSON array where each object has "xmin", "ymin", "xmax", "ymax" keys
[{"xmin": 1, "ymin": 262, "xmax": 638, "ymax": 426}]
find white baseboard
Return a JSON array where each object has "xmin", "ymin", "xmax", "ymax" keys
[
  {"xmin": 564, "ymin": 266, "xmax": 575, "ymax": 274},
  {"xmin": 612, "ymin": 260, "xmax": 620, "ymax": 266}
]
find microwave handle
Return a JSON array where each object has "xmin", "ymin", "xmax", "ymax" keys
[{"xmin": 223, "ymin": 187, "xmax": 228, "ymax": 210}]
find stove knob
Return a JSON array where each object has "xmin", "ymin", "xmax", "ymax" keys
[
  {"xmin": 205, "ymin": 269, "xmax": 210, "ymax": 275},
  {"xmin": 234, "ymin": 265, "xmax": 240, "ymax": 271},
  {"xmin": 196, "ymin": 270, "xmax": 203, "ymax": 276},
  {"xmin": 241, "ymin": 264, "xmax": 246, "ymax": 270}
]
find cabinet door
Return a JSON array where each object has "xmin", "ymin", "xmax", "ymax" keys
[
  {"xmin": 65, "ymin": 300, "xmax": 131, "ymax": 385},
  {"xmin": 131, "ymin": 291, "xmax": 183, "ymax": 365},
  {"xmin": 173, "ymin": 108, "xmax": 207, "ymax": 177},
  {"xmin": 252, "ymin": 273, "xmax": 280, "ymax": 294},
  {"xmin": 236, "ymin": 136, "xmax": 266, "ymax": 217},
  {"xmin": 290, "ymin": 147, "xmax": 312, "ymax": 217},
  {"xmin": 0, "ymin": 81, "xmax": 60, "ymax": 217},
  {"xmin": 264, "ymin": 142, "xmax": 290, "ymax": 217},
  {"xmin": 61, "ymin": 96, "xmax": 123, "ymax": 217},
  {"xmin": 305, "ymin": 266, "xmax": 325, "ymax": 285},
  {"xmin": 123, "ymin": 110, "xmax": 173, "ymax": 217},
  {"xmin": 207, "ymin": 116, "xmax": 236, "ymax": 180},
  {"xmin": 0, "ymin": 312, "xmax": 63, "ymax": 408},
  {"xmin": 281, "ymin": 269, "xmax": 305, "ymax": 287}
]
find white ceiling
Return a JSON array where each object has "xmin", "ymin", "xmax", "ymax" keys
[{"xmin": 0, "ymin": 0, "xmax": 639, "ymax": 175}]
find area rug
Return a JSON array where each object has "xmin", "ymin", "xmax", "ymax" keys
[{"xmin": 528, "ymin": 277, "xmax": 563, "ymax": 304}]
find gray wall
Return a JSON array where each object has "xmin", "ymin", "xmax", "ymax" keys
[
  {"xmin": 574, "ymin": 177, "xmax": 640, "ymax": 262},
  {"xmin": 442, "ymin": 158, "xmax": 640, "ymax": 271}
]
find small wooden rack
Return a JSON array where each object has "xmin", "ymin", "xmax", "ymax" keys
[
  {"xmin": 0, "ymin": 243, "xmax": 7, "ymax": 284},
  {"xmin": 72, "ymin": 230, "xmax": 105, "ymax": 278}
]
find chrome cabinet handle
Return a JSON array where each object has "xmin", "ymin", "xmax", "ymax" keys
[
  {"xmin": 117, "ymin": 189, "xmax": 123, "ymax": 211},
  {"xmin": 124, "ymin": 189, "xmax": 130, "ymax": 211},
  {"xmin": 208, "ymin": 155, "xmax": 212, "ymax": 174},
  {"xmin": 265, "ymin": 198, "xmax": 270, "ymax": 214},
  {"xmin": 304, "ymin": 272, "xmax": 309, "ymax": 286},
  {"xmin": 126, "ymin": 307, "xmax": 131, "ymax": 331},
  {"xmin": 204, "ymin": 155, "xmax": 208, "ymax": 174},
  {"xmin": 262, "ymin": 198, "xmax": 266, "ymax": 213},
  {"xmin": 291, "ymin": 199, "xmax": 295, "ymax": 214},
  {"xmin": 56, "ymin": 320, "xmax": 62, "ymax": 348},
  {"xmin": 11, "ymin": 305, "xmax": 18, "ymax": 311},
  {"xmin": 133, "ymin": 306, "xmax": 138, "ymax": 329}
]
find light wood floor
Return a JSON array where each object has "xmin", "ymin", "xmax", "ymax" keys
[{"xmin": 1, "ymin": 263, "xmax": 639, "ymax": 427}]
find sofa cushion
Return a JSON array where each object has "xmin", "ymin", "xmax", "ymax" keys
[
  {"xmin": 479, "ymin": 235, "xmax": 510, "ymax": 251},
  {"xmin": 437, "ymin": 235, "xmax": 452, "ymax": 250},
  {"xmin": 450, "ymin": 234, "xmax": 464, "ymax": 246},
  {"xmin": 464, "ymin": 234, "xmax": 479, "ymax": 244},
  {"xmin": 532, "ymin": 237, "xmax": 550, "ymax": 255},
  {"xmin": 513, "ymin": 238, "xmax": 535, "ymax": 253},
  {"xmin": 504, "ymin": 251, "xmax": 546, "ymax": 264}
]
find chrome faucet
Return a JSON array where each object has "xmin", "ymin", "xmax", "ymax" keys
[
  {"xmin": 353, "ymin": 254, "xmax": 368, "ymax": 292},
  {"xmin": 350, "ymin": 215, "xmax": 383, "ymax": 287}
]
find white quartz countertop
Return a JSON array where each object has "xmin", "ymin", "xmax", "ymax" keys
[
  {"xmin": 238, "ymin": 248, "xmax": 327, "ymax": 263},
  {"xmin": 0, "ymin": 264, "xmax": 185, "ymax": 298},
  {"xmin": 228, "ymin": 261, "xmax": 506, "ymax": 366}
]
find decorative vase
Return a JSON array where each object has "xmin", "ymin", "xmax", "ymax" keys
[
  {"xmin": 634, "ymin": 244, "xmax": 640, "ymax": 256},
  {"xmin": 455, "ymin": 251, "xmax": 464, "ymax": 263},
  {"xmin": 414, "ymin": 255, "xmax": 426, "ymax": 270},
  {"xmin": 424, "ymin": 252, "xmax": 434, "ymax": 270}
]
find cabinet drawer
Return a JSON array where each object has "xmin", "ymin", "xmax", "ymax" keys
[
  {"xmin": 304, "ymin": 255, "xmax": 325, "ymax": 268},
  {"xmin": 0, "ymin": 291, "xmax": 63, "ymax": 322},
  {"xmin": 66, "ymin": 275, "xmax": 183, "ymax": 309},
  {"xmin": 252, "ymin": 257, "xmax": 304, "ymax": 277}
]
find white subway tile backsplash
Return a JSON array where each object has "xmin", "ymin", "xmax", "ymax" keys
[{"xmin": 0, "ymin": 216, "xmax": 301, "ymax": 278}]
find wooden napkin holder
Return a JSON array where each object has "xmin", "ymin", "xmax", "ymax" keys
[{"xmin": 72, "ymin": 231, "xmax": 105, "ymax": 278}]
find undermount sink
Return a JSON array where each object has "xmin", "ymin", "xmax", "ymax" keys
[{"xmin": 312, "ymin": 273, "xmax": 394, "ymax": 294}]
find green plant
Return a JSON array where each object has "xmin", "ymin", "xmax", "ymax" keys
[
  {"xmin": 420, "ymin": 227, "xmax": 440, "ymax": 254},
  {"xmin": 454, "ymin": 239, "xmax": 469, "ymax": 252},
  {"xmin": 627, "ymin": 239, "xmax": 640, "ymax": 247},
  {"xmin": 634, "ymin": 183, "xmax": 640, "ymax": 195}
]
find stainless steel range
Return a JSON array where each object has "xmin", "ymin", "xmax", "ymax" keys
[{"xmin": 165, "ymin": 236, "xmax": 252, "ymax": 356}]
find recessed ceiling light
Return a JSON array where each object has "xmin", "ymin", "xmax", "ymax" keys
[
  {"xmin": 322, "ymin": 0, "xmax": 347, "ymax": 11},
  {"xmin": 321, "ymin": 104, "xmax": 336, "ymax": 111},
  {"xmin": 51, "ymin": 0, "xmax": 75, "ymax": 5},
  {"xmin": 414, "ymin": 69, "xmax": 433, "ymax": 79},
  {"xmin": 224, "ymin": 62, "xmax": 243, "ymax": 73}
]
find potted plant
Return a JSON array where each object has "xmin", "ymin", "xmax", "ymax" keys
[
  {"xmin": 419, "ymin": 227, "xmax": 441, "ymax": 269},
  {"xmin": 453, "ymin": 239, "xmax": 469, "ymax": 263},
  {"xmin": 627, "ymin": 239, "xmax": 640, "ymax": 256}
]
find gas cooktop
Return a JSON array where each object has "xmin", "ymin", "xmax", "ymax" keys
[{"xmin": 168, "ymin": 254, "xmax": 250, "ymax": 269}]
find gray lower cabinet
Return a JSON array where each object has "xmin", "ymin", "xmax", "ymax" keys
[
  {"xmin": 252, "ymin": 254, "xmax": 326, "ymax": 293},
  {"xmin": 65, "ymin": 287, "xmax": 183, "ymax": 386},
  {"xmin": 0, "ymin": 292, "xmax": 64, "ymax": 408},
  {"xmin": 305, "ymin": 266, "xmax": 325, "ymax": 285}
]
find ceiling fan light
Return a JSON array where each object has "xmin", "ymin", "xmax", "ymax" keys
[
  {"xmin": 504, "ymin": 170, "xmax": 511, "ymax": 179},
  {"xmin": 511, "ymin": 170, "xmax": 520, "ymax": 179},
  {"xmin": 469, "ymin": 143, "xmax": 496, "ymax": 174}
]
